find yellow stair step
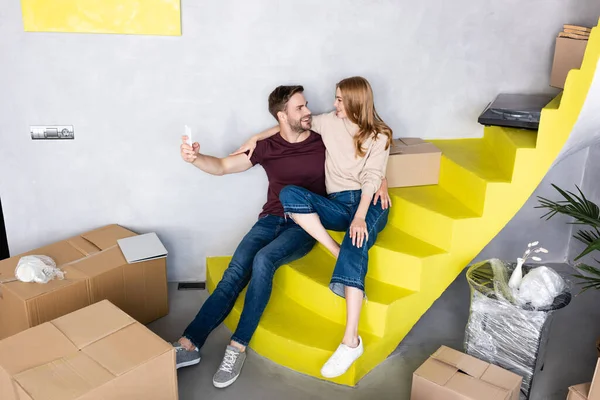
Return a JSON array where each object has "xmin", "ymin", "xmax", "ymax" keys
[
  {"xmin": 388, "ymin": 185, "xmax": 480, "ymax": 250},
  {"xmin": 430, "ymin": 138, "xmax": 512, "ymax": 182},
  {"xmin": 328, "ymin": 225, "xmax": 446, "ymax": 259},
  {"xmin": 277, "ymin": 246, "xmax": 417, "ymax": 337},
  {"xmin": 389, "ymin": 185, "xmax": 480, "ymax": 219},
  {"xmin": 430, "ymin": 138, "xmax": 509, "ymax": 215},
  {"xmin": 485, "ymin": 126, "xmax": 538, "ymax": 149},
  {"xmin": 207, "ymin": 256, "xmax": 385, "ymax": 386},
  {"xmin": 482, "ymin": 126, "xmax": 538, "ymax": 180},
  {"xmin": 431, "ymin": 129, "xmax": 539, "ymax": 215},
  {"xmin": 207, "ymin": 256, "xmax": 364, "ymax": 352},
  {"xmin": 327, "ymin": 226, "xmax": 446, "ymax": 290},
  {"xmin": 208, "ymin": 246, "xmax": 420, "ymax": 337}
]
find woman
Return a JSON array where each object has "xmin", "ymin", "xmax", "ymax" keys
[{"xmin": 234, "ymin": 76, "xmax": 392, "ymax": 378}]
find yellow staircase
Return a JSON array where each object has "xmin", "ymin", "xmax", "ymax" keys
[{"xmin": 207, "ymin": 20, "xmax": 600, "ymax": 386}]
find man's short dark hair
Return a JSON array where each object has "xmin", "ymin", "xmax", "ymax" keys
[{"xmin": 268, "ymin": 85, "xmax": 304, "ymax": 121}]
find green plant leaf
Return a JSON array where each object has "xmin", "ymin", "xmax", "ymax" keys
[
  {"xmin": 572, "ymin": 274, "xmax": 600, "ymax": 283},
  {"xmin": 575, "ymin": 186, "xmax": 600, "ymax": 219},
  {"xmin": 581, "ymin": 284, "xmax": 600, "ymax": 293},
  {"xmin": 572, "ymin": 263, "xmax": 600, "ymax": 293},
  {"xmin": 574, "ymin": 238, "xmax": 600, "ymax": 261},
  {"xmin": 574, "ymin": 229, "xmax": 600, "ymax": 245},
  {"xmin": 536, "ymin": 184, "xmax": 600, "ymax": 227},
  {"xmin": 574, "ymin": 263, "xmax": 600, "ymax": 275}
]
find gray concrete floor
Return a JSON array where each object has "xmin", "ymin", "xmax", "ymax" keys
[{"xmin": 148, "ymin": 263, "xmax": 600, "ymax": 400}]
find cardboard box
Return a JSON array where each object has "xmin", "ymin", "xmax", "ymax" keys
[
  {"xmin": 567, "ymin": 358, "xmax": 600, "ymax": 400},
  {"xmin": 411, "ymin": 346, "xmax": 522, "ymax": 400},
  {"xmin": 551, "ymin": 36, "xmax": 589, "ymax": 89},
  {"xmin": 386, "ymin": 138, "xmax": 441, "ymax": 188},
  {"xmin": 0, "ymin": 224, "xmax": 169, "ymax": 340},
  {"xmin": 0, "ymin": 300, "xmax": 178, "ymax": 400},
  {"xmin": 568, "ymin": 383, "xmax": 593, "ymax": 400}
]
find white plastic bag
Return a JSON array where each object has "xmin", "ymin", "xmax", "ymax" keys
[
  {"xmin": 14, "ymin": 255, "xmax": 65, "ymax": 284},
  {"xmin": 516, "ymin": 266, "xmax": 566, "ymax": 308}
]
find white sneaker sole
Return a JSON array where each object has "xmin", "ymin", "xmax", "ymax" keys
[
  {"xmin": 213, "ymin": 374, "xmax": 239, "ymax": 389},
  {"xmin": 176, "ymin": 358, "xmax": 201, "ymax": 369}
]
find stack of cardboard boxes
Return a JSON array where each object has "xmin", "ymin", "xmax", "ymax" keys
[
  {"xmin": 551, "ymin": 24, "xmax": 591, "ymax": 89},
  {"xmin": 0, "ymin": 224, "xmax": 169, "ymax": 340},
  {"xmin": 0, "ymin": 225, "xmax": 176, "ymax": 399}
]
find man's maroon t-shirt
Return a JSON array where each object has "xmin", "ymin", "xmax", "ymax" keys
[{"xmin": 250, "ymin": 131, "xmax": 326, "ymax": 218}]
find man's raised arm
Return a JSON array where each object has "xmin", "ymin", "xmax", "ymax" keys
[{"xmin": 181, "ymin": 136, "xmax": 253, "ymax": 176}]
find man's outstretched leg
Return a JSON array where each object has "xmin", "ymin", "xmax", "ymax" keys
[
  {"xmin": 173, "ymin": 216, "xmax": 281, "ymax": 369},
  {"xmin": 212, "ymin": 220, "xmax": 315, "ymax": 388}
]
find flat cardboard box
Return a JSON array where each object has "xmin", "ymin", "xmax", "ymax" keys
[
  {"xmin": 567, "ymin": 358, "xmax": 600, "ymax": 400},
  {"xmin": 559, "ymin": 32, "xmax": 591, "ymax": 40},
  {"xmin": 564, "ymin": 29, "xmax": 590, "ymax": 37},
  {"xmin": 551, "ymin": 36, "xmax": 589, "ymax": 89},
  {"xmin": 568, "ymin": 383, "xmax": 592, "ymax": 400},
  {"xmin": 564, "ymin": 24, "xmax": 592, "ymax": 34},
  {"xmin": 386, "ymin": 138, "xmax": 441, "ymax": 188},
  {"xmin": 411, "ymin": 346, "xmax": 522, "ymax": 400},
  {"xmin": 0, "ymin": 224, "xmax": 169, "ymax": 340},
  {"xmin": 0, "ymin": 300, "xmax": 178, "ymax": 400}
]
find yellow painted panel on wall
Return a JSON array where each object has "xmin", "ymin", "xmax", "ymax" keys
[{"xmin": 21, "ymin": 0, "xmax": 181, "ymax": 36}]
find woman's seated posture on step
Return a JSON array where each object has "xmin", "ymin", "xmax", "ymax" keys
[{"xmin": 235, "ymin": 76, "xmax": 392, "ymax": 377}]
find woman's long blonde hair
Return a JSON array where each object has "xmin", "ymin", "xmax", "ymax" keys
[{"xmin": 337, "ymin": 77, "xmax": 392, "ymax": 157}]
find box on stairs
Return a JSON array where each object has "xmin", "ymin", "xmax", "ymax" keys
[
  {"xmin": 567, "ymin": 358, "xmax": 600, "ymax": 400},
  {"xmin": 551, "ymin": 25, "xmax": 590, "ymax": 89},
  {"xmin": 0, "ymin": 300, "xmax": 178, "ymax": 400},
  {"xmin": 411, "ymin": 346, "xmax": 522, "ymax": 400},
  {"xmin": 386, "ymin": 138, "xmax": 441, "ymax": 188},
  {"xmin": 0, "ymin": 224, "xmax": 169, "ymax": 340}
]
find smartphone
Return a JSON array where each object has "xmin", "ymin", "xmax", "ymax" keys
[{"xmin": 184, "ymin": 125, "xmax": 192, "ymax": 146}]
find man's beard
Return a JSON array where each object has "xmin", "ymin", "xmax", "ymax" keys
[{"xmin": 289, "ymin": 116, "xmax": 311, "ymax": 133}]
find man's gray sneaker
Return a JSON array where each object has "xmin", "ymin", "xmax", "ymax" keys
[
  {"xmin": 213, "ymin": 345, "xmax": 247, "ymax": 388},
  {"xmin": 173, "ymin": 342, "xmax": 201, "ymax": 369}
]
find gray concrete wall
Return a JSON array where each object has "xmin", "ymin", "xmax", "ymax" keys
[
  {"xmin": 474, "ymin": 148, "xmax": 590, "ymax": 265},
  {"xmin": 568, "ymin": 144, "xmax": 600, "ymax": 265},
  {"xmin": 1, "ymin": 1, "xmax": 599, "ymax": 281},
  {"xmin": 581, "ymin": 145, "xmax": 600, "ymax": 203}
]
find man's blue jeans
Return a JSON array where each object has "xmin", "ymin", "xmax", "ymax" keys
[
  {"xmin": 279, "ymin": 186, "xmax": 389, "ymax": 298},
  {"xmin": 183, "ymin": 215, "xmax": 315, "ymax": 348}
]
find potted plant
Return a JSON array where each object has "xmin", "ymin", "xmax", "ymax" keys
[
  {"xmin": 536, "ymin": 184, "xmax": 600, "ymax": 356},
  {"xmin": 537, "ymin": 184, "xmax": 600, "ymax": 290}
]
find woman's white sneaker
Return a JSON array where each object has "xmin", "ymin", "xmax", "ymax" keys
[{"xmin": 321, "ymin": 336, "xmax": 364, "ymax": 378}]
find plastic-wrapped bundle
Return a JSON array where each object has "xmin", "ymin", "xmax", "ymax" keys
[
  {"xmin": 464, "ymin": 259, "xmax": 571, "ymax": 400},
  {"xmin": 15, "ymin": 255, "xmax": 64, "ymax": 283}
]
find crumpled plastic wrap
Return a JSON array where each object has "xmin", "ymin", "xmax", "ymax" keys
[
  {"xmin": 464, "ymin": 259, "xmax": 571, "ymax": 400},
  {"xmin": 517, "ymin": 266, "xmax": 566, "ymax": 308},
  {"xmin": 14, "ymin": 255, "xmax": 64, "ymax": 284}
]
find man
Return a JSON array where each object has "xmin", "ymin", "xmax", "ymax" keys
[{"xmin": 176, "ymin": 85, "xmax": 326, "ymax": 388}]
